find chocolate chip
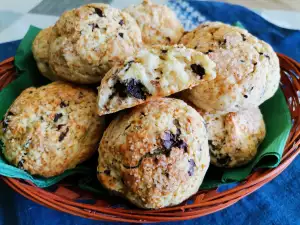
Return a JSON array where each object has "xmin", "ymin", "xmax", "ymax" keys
[
  {"xmin": 204, "ymin": 50, "xmax": 214, "ymax": 54},
  {"xmin": 244, "ymin": 94, "xmax": 248, "ymax": 98},
  {"xmin": 161, "ymin": 130, "xmax": 188, "ymax": 152},
  {"xmin": 114, "ymin": 81, "xmax": 127, "ymax": 98},
  {"xmin": 7, "ymin": 111, "xmax": 14, "ymax": 116},
  {"xmin": 118, "ymin": 33, "xmax": 124, "ymax": 38},
  {"xmin": 17, "ymin": 159, "xmax": 25, "ymax": 169},
  {"xmin": 166, "ymin": 37, "xmax": 171, "ymax": 42},
  {"xmin": 177, "ymin": 140, "xmax": 188, "ymax": 152},
  {"xmin": 194, "ymin": 46, "xmax": 198, "ymax": 49},
  {"xmin": 79, "ymin": 92, "xmax": 84, "ymax": 98},
  {"xmin": 104, "ymin": 169, "xmax": 111, "ymax": 175},
  {"xmin": 250, "ymin": 87, "xmax": 254, "ymax": 91},
  {"xmin": 240, "ymin": 60, "xmax": 245, "ymax": 63},
  {"xmin": 60, "ymin": 101, "xmax": 68, "ymax": 108},
  {"xmin": 126, "ymin": 79, "xmax": 148, "ymax": 100},
  {"xmin": 253, "ymin": 62, "xmax": 258, "ymax": 66},
  {"xmin": 161, "ymin": 131, "xmax": 175, "ymax": 150},
  {"xmin": 57, "ymin": 124, "xmax": 65, "ymax": 131},
  {"xmin": 54, "ymin": 113, "xmax": 63, "ymax": 122},
  {"xmin": 119, "ymin": 20, "xmax": 124, "ymax": 26},
  {"xmin": 161, "ymin": 49, "xmax": 168, "ymax": 54},
  {"xmin": 94, "ymin": 8, "xmax": 104, "ymax": 17},
  {"xmin": 241, "ymin": 34, "xmax": 246, "ymax": 41},
  {"xmin": 265, "ymin": 54, "xmax": 270, "ymax": 59},
  {"xmin": 124, "ymin": 60, "xmax": 134, "ymax": 72},
  {"xmin": 217, "ymin": 155, "xmax": 231, "ymax": 166},
  {"xmin": 259, "ymin": 52, "xmax": 264, "ymax": 55},
  {"xmin": 59, "ymin": 127, "xmax": 69, "ymax": 142},
  {"xmin": 188, "ymin": 159, "xmax": 196, "ymax": 176},
  {"xmin": 89, "ymin": 23, "xmax": 99, "ymax": 31},
  {"xmin": 219, "ymin": 38, "xmax": 227, "ymax": 46},
  {"xmin": 191, "ymin": 64, "xmax": 205, "ymax": 79}
]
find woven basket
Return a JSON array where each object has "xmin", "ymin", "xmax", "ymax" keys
[{"xmin": 1, "ymin": 54, "xmax": 300, "ymax": 223}]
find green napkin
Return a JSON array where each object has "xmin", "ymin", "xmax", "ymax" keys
[
  {"xmin": 0, "ymin": 24, "xmax": 292, "ymax": 190},
  {"xmin": 0, "ymin": 26, "xmax": 93, "ymax": 188}
]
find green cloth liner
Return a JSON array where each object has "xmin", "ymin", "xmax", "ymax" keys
[{"xmin": 0, "ymin": 25, "xmax": 292, "ymax": 190}]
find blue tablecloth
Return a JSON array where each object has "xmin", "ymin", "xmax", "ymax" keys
[{"xmin": 0, "ymin": 1, "xmax": 300, "ymax": 224}]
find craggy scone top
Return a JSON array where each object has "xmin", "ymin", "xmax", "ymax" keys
[
  {"xmin": 124, "ymin": 0, "xmax": 184, "ymax": 45},
  {"xmin": 97, "ymin": 98, "xmax": 210, "ymax": 209},
  {"xmin": 180, "ymin": 22, "xmax": 280, "ymax": 113},
  {"xmin": 48, "ymin": 3, "xmax": 143, "ymax": 84},
  {"xmin": 0, "ymin": 82, "xmax": 105, "ymax": 177}
]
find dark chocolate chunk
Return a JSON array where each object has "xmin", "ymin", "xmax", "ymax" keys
[
  {"xmin": 177, "ymin": 140, "xmax": 188, "ymax": 152},
  {"xmin": 7, "ymin": 111, "xmax": 14, "ymax": 116},
  {"xmin": 60, "ymin": 101, "xmax": 68, "ymax": 108},
  {"xmin": 161, "ymin": 130, "xmax": 188, "ymax": 152},
  {"xmin": 59, "ymin": 127, "xmax": 69, "ymax": 142},
  {"xmin": 94, "ymin": 8, "xmax": 104, "ymax": 17},
  {"xmin": 114, "ymin": 81, "xmax": 127, "ymax": 98},
  {"xmin": 204, "ymin": 49, "xmax": 213, "ymax": 54},
  {"xmin": 119, "ymin": 20, "xmax": 124, "ymax": 26},
  {"xmin": 217, "ymin": 155, "xmax": 231, "ymax": 166},
  {"xmin": 124, "ymin": 60, "xmax": 134, "ymax": 72},
  {"xmin": 17, "ymin": 159, "xmax": 25, "ymax": 169},
  {"xmin": 54, "ymin": 113, "xmax": 63, "ymax": 122},
  {"xmin": 191, "ymin": 64, "xmax": 205, "ymax": 79},
  {"xmin": 104, "ymin": 169, "xmax": 111, "ymax": 175},
  {"xmin": 79, "ymin": 92, "xmax": 84, "ymax": 98},
  {"xmin": 126, "ymin": 79, "xmax": 147, "ymax": 100},
  {"xmin": 241, "ymin": 33, "xmax": 247, "ymax": 41},
  {"xmin": 188, "ymin": 159, "xmax": 196, "ymax": 176},
  {"xmin": 57, "ymin": 124, "xmax": 65, "ymax": 131},
  {"xmin": 161, "ymin": 49, "xmax": 168, "ymax": 54},
  {"xmin": 118, "ymin": 33, "xmax": 124, "ymax": 38},
  {"xmin": 161, "ymin": 131, "xmax": 175, "ymax": 150},
  {"xmin": 243, "ymin": 94, "xmax": 248, "ymax": 98},
  {"xmin": 89, "ymin": 23, "xmax": 99, "ymax": 31}
]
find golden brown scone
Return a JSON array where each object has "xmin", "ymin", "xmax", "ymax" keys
[
  {"xmin": 180, "ymin": 22, "xmax": 280, "ymax": 113},
  {"xmin": 124, "ymin": 0, "xmax": 184, "ymax": 45},
  {"xmin": 97, "ymin": 98, "xmax": 210, "ymax": 209},
  {"xmin": 202, "ymin": 108, "xmax": 266, "ymax": 168},
  {"xmin": 0, "ymin": 81, "xmax": 105, "ymax": 177},
  {"xmin": 32, "ymin": 27, "xmax": 59, "ymax": 81},
  {"xmin": 48, "ymin": 4, "xmax": 143, "ymax": 84},
  {"xmin": 97, "ymin": 45, "xmax": 216, "ymax": 116}
]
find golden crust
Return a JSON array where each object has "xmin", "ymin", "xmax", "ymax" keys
[
  {"xmin": 97, "ymin": 98, "xmax": 210, "ymax": 209},
  {"xmin": 202, "ymin": 107, "xmax": 266, "ymax": 168},
  {"xmin": 180, "ymin": 22, "xmax": 280, "ymax": 113},
  {"xmin": 48, "ymin": 4, "xmax": 143, "ymax": 84},
  {"xmin": 32, "ymin": 27, "xmax": 59, "ymax": 81},
  {"xmin": 0, "ymin": 81, "xmax": 105, "ymax": 177},
  {"xmin": 124, "ymin": 0, "xmax": 184, "ymax": 45}
]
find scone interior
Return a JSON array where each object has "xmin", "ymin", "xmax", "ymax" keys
[
  {"xmin": 97, "ymin": 98, "xmax": 210, "ymax": 209},
  {"xmin": 180, "ymin": 22, "xmax": 280, "ymax": 113},
  {"xmin": 97, "ymin": 45, "xmax": 216, "ymax": 115},
  {"xmin": 124, "ymin": 0, "xmax": 184, "ymax": 45},
  {"xmin": 0, "ymin": 82, "xmax": 105, "ymax": 177},
  {"xmin": 203, "ymin": 108, "xmax": 266, "ymax": 168}
]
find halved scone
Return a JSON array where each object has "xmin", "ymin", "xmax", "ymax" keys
[{"xmin": 97, "ymin": 45, "xmax": 216, "ymax": 115}]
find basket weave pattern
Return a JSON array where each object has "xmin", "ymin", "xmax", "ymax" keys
[{"xmin": 1, "ymin": 54, "xmax": 300, "ymax": 223}]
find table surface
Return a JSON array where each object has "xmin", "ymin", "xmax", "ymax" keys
[{"xmin": 0, "ymin": 1, "xmax": 300, "ymax": 225}]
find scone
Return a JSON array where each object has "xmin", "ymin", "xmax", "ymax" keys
[
  {"xmin": 97, "ymin": 45, "xmax": 216, "ymax": 115},
  {"xmin": 0, "ymin": 82, "xmax": 105, "ymax": 177},
  {"xmin": 48, "ymin": 4, "xmax": 143, "ymax": 84},
  {"xmin": 32, "ymin": 27, "xmax": 59, "ymax": 81},
  {"xmin": 202, "ymin": 108, "xmax": 266, "ymax": 168},
  {"xmin": 97, "ymin": 98, "xmax": 210, "ymax": 209},
  {"xmin": 180, "ymin": 22, "xmax": 280, "ymax": 113},
  {"xmin": 124, "ymin": 0, "xmax": 184, "ymax": 45}
]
